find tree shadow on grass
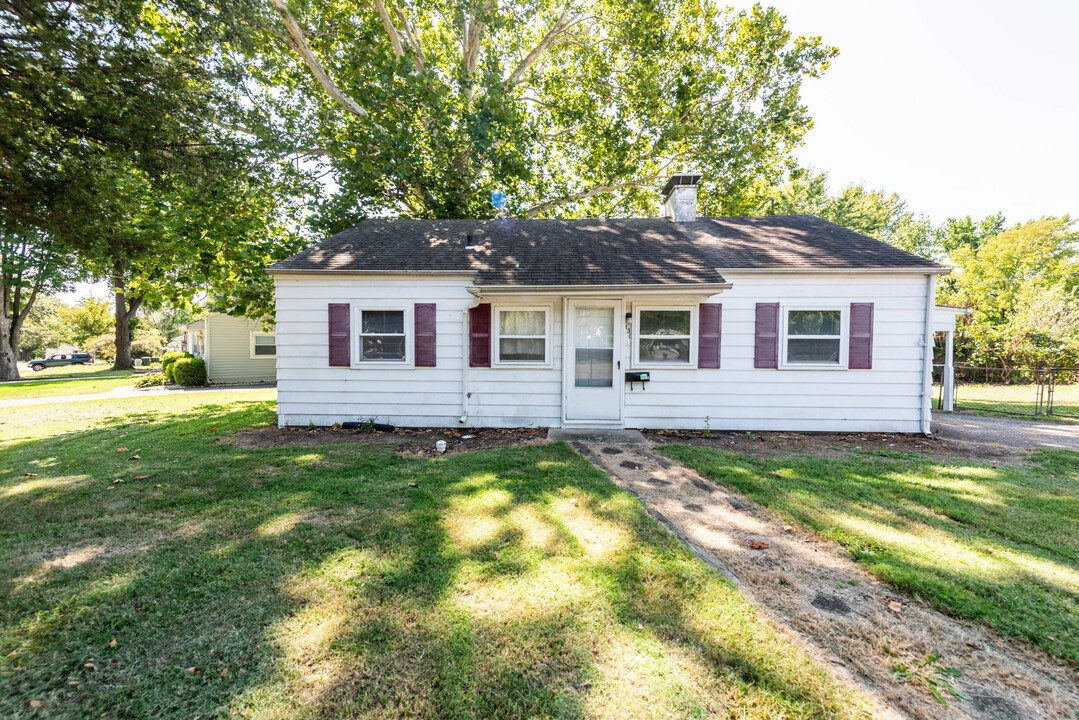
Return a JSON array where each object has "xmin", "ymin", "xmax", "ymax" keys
[
  {"xmin": 1, "ymin": 406, "xmax": 864, "ymax": 719},
  {"xmin": 658, "ymin": 443, "xmax": 1079, "ymax": 663}
]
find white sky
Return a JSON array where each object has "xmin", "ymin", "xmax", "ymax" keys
[
  {"xmin": 766, "ymin": 0, "xmax": 1077, "ymax": 224},
  {"xmin": 62, "ymin": 1, "xmax": 1076, "ymax": 301}
]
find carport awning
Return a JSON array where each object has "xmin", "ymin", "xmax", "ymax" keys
[{"xmin": 933, "ymin": 305, "xmax": 969, "ymax": 333}]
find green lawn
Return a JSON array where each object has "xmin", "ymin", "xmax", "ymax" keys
[
  {"xmin": 659, "ymin": 443, "xmax": 1079, "ymax": 665},
  {"xmin": 946, "ymin": 382, "xmax": 1079, "ymax": 420},
  {"xmin": 0, "ymin": 394, "xmax": 870, "ymax": 720},
  {"xmin": 15, "ymin": 363, "xmax": 134, "ymax": 380},
  {"xmin": 0, "ymin": 375, "xmax": 136, "ymax": 401}
]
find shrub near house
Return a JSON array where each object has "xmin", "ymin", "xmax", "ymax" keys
[
  {"xmin": 171, "ymin": 357, "xmax": 207, "ymax": 386},
  {"xmin": 161, "ymin": 351, "xmax": 193, "ymax": 381}
]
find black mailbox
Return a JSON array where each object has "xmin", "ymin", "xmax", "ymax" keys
[{"xmin": 625, "ymin": 371, "xmax": 650, "ymax": 383}]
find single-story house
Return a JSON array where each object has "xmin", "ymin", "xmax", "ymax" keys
[
  {"xmin": 183, "ymin": 313, "xmax": 276, "ymax": 384},
  {"xmin": 268, "ymin": 175, "xmax": 951, "ymax": 433}
]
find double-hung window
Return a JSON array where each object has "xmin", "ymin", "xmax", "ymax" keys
[
  {"xmin": 359, "ymin": 309, "xmax": 407, "ymax": 362},
  {"xmin": 782, "ymin": 309, "xmax": 843, "ymax": 367},
  {"xmin": 634, "ymin": 306, "xmax": 694, "ymax": 366},
  {"xmin": 494, "ymin": 307, "xmax": 549, "ymax": 364},
  {"xmin": 250, "ymin": 332, "xmax": 276, "ymax": 358}
]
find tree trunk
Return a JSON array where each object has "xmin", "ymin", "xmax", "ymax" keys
[
  {"xmin": 0, "ymin": 308, "xmax": 19, "ymax": 380},
  {"xmin": 111, "ymin": 259, "xmax": 142, "ymax": 371}
]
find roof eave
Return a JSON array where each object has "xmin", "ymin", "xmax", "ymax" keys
[
  {"xmin": 716, "ymin": 266, "xmax": 950, "ymax": 276},
  {"xmin": 470, "ymin": 282, "xmax": 734, "ymax": 297},
  {"xmin": 266, "ymin": 268, "xmax": 479, "ymax": 278}
]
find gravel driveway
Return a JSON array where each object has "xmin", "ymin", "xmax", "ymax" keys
[{"xmin": 932, "ymin": 411, "xmax": 1079, "ymax": 451}]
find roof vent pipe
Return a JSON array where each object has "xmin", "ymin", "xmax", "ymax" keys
[{"xmin": 661, "ymin": 173, "xmax": 701, "ymax": 222}]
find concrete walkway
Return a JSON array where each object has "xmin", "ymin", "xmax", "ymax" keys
[
  {"xmin": 932, "ymin": 411, "xmax": 1079, "ymax": 451},
  {"xmin": 573, "ymin": 438, "xmax": 1079, "ymax": 720},
  {"xmin": 0, "ymin": 384, "xmax": 274, "ymax": 409}
]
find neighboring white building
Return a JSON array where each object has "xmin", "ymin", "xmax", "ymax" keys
[
  {"xmin": 183, "ymin": 313, "xmax": 276, "ymax": 384},
  {"xmin": 268, "ymin": 175, "xmax": 950, "ymax": 433}
]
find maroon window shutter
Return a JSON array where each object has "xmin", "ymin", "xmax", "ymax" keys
[
  {"xmin": 414, "ymin": 303, "xmax": 436, "ymax": 367},
  {"xmin": 849, "ymin": 302, "xmax": 874, "ymax": 369},
  {"xmin": 328, "ymin": 303, "xmax": 350, "ymax": 367},
  {"xmin": 469, "ymin": 303, "xmax": 491, "ymax": 368},
  {"xmin": 698, "ymin": 303, "xmax": 722, "ymax": 369},
  {"xmin": 754, "ymin": 302, "xmax": 779, "ymax": 369}
]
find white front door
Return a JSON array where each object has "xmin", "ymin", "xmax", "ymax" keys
[{"xmin": 564, "ymin": 299, "xmax": 622, "ymax": 424}]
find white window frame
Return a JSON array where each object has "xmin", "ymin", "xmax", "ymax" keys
[
  {"xmin": 632, "ymin": 304, "xmax": 697, "ymax": 369},
  {"xmin": 249, "ymin": 331, "xmax": 277, "ymax": 359},
  {"xmin": 492, "ymin": 304, "xmax": 553, "ymax": 367},
  {"xmin": 779, "ymin": 304, "xmax": 848, "ymax": 370},
  {"xmin": 353, "ymin": 305, "xmax": 413, "ymax": 367}
]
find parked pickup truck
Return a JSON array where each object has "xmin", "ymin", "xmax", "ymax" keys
[{"xmin": 28, "ymin": 353, "xmax": 95, "ymax": 371}]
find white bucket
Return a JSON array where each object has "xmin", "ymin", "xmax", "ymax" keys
[{"xmin": 435, "ymin": 440, "xmax": 447, "ymax": 453}]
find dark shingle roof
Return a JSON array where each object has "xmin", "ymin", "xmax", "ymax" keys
[{"xmin": 270, "ymin": 215, "xmax": 942, "ymax": 285}]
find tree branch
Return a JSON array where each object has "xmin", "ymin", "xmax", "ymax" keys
[
  {"xmin": 506, "ymin": 9, "xmax": 588, "ymax": 86},
  {"xmin": 370, "ymin": 0, "xmax": 405, "ymax": 58},
  {"xmin": 268, "ymin": 0, "xmax": 373, "ymax": 122},
  {"xmin": 392, "ymin": 4, "xmax": 426, "ymax": 70},
  {"xmin": 523, "ymin": 156, "xmax": 686, "ymax": 217}
]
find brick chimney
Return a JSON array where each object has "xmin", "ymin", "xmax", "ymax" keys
[{"xmin": 661, "ymin": 173, "xmax": 701, "ymax": 222}]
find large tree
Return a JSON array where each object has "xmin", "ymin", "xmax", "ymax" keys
[
  {"xmin": 250, "ymin": 0, "xmax": 835, "ymax": 227},
  {"xmin": 2, "ymin": 0, "xmax": 311, "ymax": 370},
  {"xmin": 0, "ymin": 229, "xmax": 80, "ymax": 378},
  {"xmin": 939, "ymin": 217, "xmax": 1079, "ymax": 368}
]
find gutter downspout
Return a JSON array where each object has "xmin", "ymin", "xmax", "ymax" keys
[
  {"xmin": 920, "ymin": 274, "xmax": 937, "ymax": 436},
  {"xmin": 460, "ymin": 294, "xmax": 481, "ymax": 424}
]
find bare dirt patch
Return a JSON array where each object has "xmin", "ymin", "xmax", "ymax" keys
[
  {"xmin": 223, "ymin": 426, "xmax": 549, "ymax": 456},
  {"xmin": 641, "ymin": 429, "xmax": 1029, "ymax": 465},
  {"xmin": 577, "ymin": 441, "xmax": 1079, "ymax": 720}
]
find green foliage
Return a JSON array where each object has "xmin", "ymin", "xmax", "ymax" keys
[
  {"xmin": 170, "ymin": 356, "xmax": 207, "ymax": 386},
  {"xmin": 60, "ymin": 296, "xmax": 113, "ymax": 344},
  {"xmin": 755, "ymin": 169, "xmax": 936, "ymax": 257},
  {"xmin": 940, "ymin": 217, "xmax": 1079, "ymax": 368},
  {"xmin": 161, "ymin": 351, "xmax": 194, "ymax": 381},
  {"xmin": 145, "ymin": 305, "xmax": 203, "ymax": 343},
  {"xmin": 83, "ymin": 330, "xmax": 164, "ymax": 361},
  {"xmin": 253, "ymin": 0, "xmax": 836, "ymax": 223},
  {"xmin": 936, "ymin": 213, "xmax": 1005, "ymax": 254},
  {"xmin": 135, "ymin": 374, "xmax": 168, "ymax": 388}
]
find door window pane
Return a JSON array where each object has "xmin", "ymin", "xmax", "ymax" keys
[{"xmin": 574, "ymin": 307, "xmax": 614, "ymax": 387}]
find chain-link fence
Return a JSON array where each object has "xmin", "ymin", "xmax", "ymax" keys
[
  {"xmin": 1047, "ymin": 367, "xmax": 1079, "ymax": 418},
  {"xmin": 933, "ymin": 366, "xmax": 1079, "ymax": 418}
]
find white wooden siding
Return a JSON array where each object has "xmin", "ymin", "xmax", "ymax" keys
[
  {"xmin": 275, "ymin": 277, "xmax": 562, "ymax": 428},
  {"xmin": 204, "ymin": 313, "xmax": 276, "ymax": 384},
  {"xmin": 622, "ymin": 274, "xmax": 930, "ymax": 432},
  {"xmin": 275, "ymin": 273, "xmax": 932, "ymax": 432}
]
